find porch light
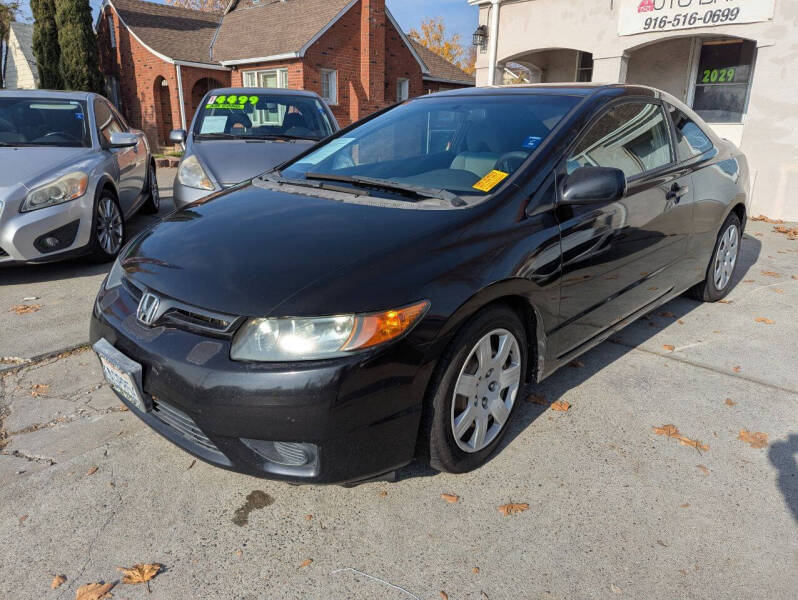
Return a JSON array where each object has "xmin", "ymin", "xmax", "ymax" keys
[{"xmin": 472, "ymin": 25, "xmax": 488, "ymax": 50}]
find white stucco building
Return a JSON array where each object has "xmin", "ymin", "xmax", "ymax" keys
[{"xmin": 469, "ymin": 0, "xmax": 798, "ymax": 220}]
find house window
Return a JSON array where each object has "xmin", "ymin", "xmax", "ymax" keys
[
  {"xmin": 320, "ymin": 69, "xmax": 338, "ymax": 105},
  {"xmin": 242, "ymin": 68, "xmax": 288, "ymax": 89},
  {"xmin": 576, "ymin": 51, "xmax": 593, "ymax": 82},
  {"xmin": 397, "ymin": 78, "xmax": 410, "ymax": 102},
  {"xmin": 108, "ymin": 15, "xmax": 116, "ymax": 49},
  {"xmin": 690, "ymin": 39, "xmax": 755, "ymax": 123}
]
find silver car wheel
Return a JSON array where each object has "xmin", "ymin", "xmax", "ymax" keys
[
  {"xmin": 713, "ymin": 223, "xmax": 739, "ymax": 291},
  {"xmin": 149, "ymin": 164, "xmax": 160, "ymax": 210},
  {"xmin": 451, "ymin": 328, "xmax": 522, "ymax": 453},
  {"xmin": 96, "ymin": 197, "xmax": 123, "ymax": 255}
]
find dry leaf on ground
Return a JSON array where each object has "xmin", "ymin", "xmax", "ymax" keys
[
  {"xmin": 30, "ymin": 384, "xmax": 49, "ymax": 397},
  {"xmin": 117, "ymin": 563, "xmax": 162, "ymax": 585},
  {"xmin": 75, "ymin": 582, "xmax": 114, "ymax": 600},
  {"xmin": 187, "ymin": 459, "xmax": 196, "ymax": 470},
  {"xmin": 696, "ymin": 464, "xmax": 710, "ymax": 476},
  {"xmin": 611, "ymin": 583, "xmax": 623, "ymax": 594},
  {"xmin": 498, "ymin": 503, "xmax": 530, "ymax": 516},
  {"xmin": 378, "ymin": 490, "xmax": 387, "ymax": 498},
  {"xmin": 9, "ymin": 304, "xmax": 42, "ymax": 315},
  {"xmin": 299, "ymin": 559, "xmax": 313, "ymax": 568},
  {"xmin": 527, "ymin": 393, "xmax": 548, "ymax": 405},
  {"xmin": 550, "ymin": 400, "xmax": 570, "ymax": 412},
  {"xmin": 754, "ymin": 317, "xmax": 775, "ymax": 324},
  {"xmin": 725, "ymin": 398, "xmax": 738, "ymax": 406},
  {"xmin": 678, "ymin": 436, "xmax": 710, "ymax": 452},
  {"xmin": 773, "ymin": 225, "xmax": 798, "ymax": 239},
  {"xmin": 738, "ymin": 430, "xmax": 769, "ymax": 449},
  {"xmin": 659, "ymin": 311, "xmax": 676, "ymax": 318},
  {"xmin": 440, "ymin": 592, "xmax": 449, "ymax": 600},
  {"xmin": 441, "ymin": 493, "xmax": 459, "ymax": 503},
  {"xmin": 732, "ymin": 366, "xmax": 742, "ymax": 373},
  {"xmin": 472, "ymin": 567, "xmax": 480, "ymax": 574},
  {"xmin": 305, "ymin": 514, "xmax": 313, "ymax": 521},
  {"xmin": 51, "ymin": 575, "xmax": 67, "ymax": 589},
  {"xmin": 653, "ymin": 424, "xmax": 680, "ymax": 438},
  {"xmin": 792, "ymin": 275, "xmax": 798, "ymax": 280},
  {"xmin": 85, "ymin": 466, "xmax": 98, "ymax": 477},
  {"xmin": 750, "ymin": 214, "xmax": 783, "ymax": 223},
  {"xmin": 662, "ymin": 344, "xmax": 675, "ymax": 352},
  {"xmin": 680, "ymin": 503, "xmax": 690, "ymax": 508},
  {"xmin": 761, "ymin": 270, "xmax": 781, "ymax": 277},
  {"xmin": 771, "ymin": 288, "xmax": 784, "ymax": 294},
  {"xmin": 653, "ymin": 425, "xmax": 709, "ymax": 452},
  {"xmin": 717, "ymin": 299, "xmax": 732, "ymax": 303}
]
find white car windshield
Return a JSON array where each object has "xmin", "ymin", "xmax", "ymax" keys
[
  {"xmin": 280, "ymin": 94, "xmax": 582, "ymax": 197},
  {"xmin": 0, "ymin": 98, "xmax": 90, "ymax": 147}
]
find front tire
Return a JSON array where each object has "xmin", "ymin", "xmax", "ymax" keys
[
  {"xmin": 425, "ymin": 305, "xmax": 528, "ymax": 474},
  {"xmin": 689, "ymin": 212, "xmax": 741, "ymax": 302},
  {"xmin": 87, "ymin": 191, "xmax": 125, "ymax": 263},
  {"xmin": 139, "ymin": 161, "xmax": 160, "ymax": 214}
]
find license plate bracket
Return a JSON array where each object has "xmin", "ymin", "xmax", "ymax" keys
[{"xmin": 93, "ymin": 338, "xmax": 151, "ymax": 413}]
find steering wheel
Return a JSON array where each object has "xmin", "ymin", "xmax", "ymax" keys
[{"xmin": 496, "ymin": 151, "xmax": 529, "ymax": 174}]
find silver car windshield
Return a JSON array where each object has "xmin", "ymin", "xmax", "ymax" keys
[
  {"xmin": 194, "ymin": 93, "xmax": 335, "ymax": 141},
  {"xmin": 0, "ymin": 98, "xmax": 90, "ymax": 147}
]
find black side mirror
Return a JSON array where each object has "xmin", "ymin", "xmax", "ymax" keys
[{"xmin": 561, "ymin": 167, "xmax": 626, "ymax": 206}]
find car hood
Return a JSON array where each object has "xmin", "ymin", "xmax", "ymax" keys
[
  {"xmin": 0, "ymin": 146, "xmax": 95, "ymax": 189},
  {"xmin": 192, "ymin": 139, "xmax": 316, "ymax": 186},
  {"xmin": 121, "ymin": 183, "xmax": 466, "ymax": 317}
]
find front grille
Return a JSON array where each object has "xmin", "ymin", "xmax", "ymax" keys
[{"xmin": 151, "ymin": 399, "xmax": 225, "ymax": 459}]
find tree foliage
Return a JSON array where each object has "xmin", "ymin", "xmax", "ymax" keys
[
  {"xmin": 55, "ymin": 0, "xmax": 104, "ymax": 93},
  {"xmin": 409, "ymin": 17, "xmax": 472, "ymax": 74},
  {"xmin": 31, "ymin": 0, "xmax": 63, "ymax": 89},
  {"xmin": 164, "ymin": 0, "xmax": 229, "ymax": 11},
  {"xmin": 0, "ymin": 1, "xmax": 20, "ymax": 88}
]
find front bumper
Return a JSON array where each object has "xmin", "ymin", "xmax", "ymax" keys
[{"xmin": 90, "ymin": 280, "xmax": 435, "ymax": 484}]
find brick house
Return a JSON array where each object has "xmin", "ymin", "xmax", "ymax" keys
[{"xmin": 96, "ymin": 0, "xmax": 474, "ymax": 149}]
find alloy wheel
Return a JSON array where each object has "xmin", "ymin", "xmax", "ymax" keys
[
  {"xmin": 713, "ymin": 223, "xmax": 739, "ymax": 290},
  {"xmin": 450, "ymin": 328, "xmax": 522, "ymax": 453},
  {"xmin": 96, "ymin": 197, "xmax": 123, "ymax": 255}
]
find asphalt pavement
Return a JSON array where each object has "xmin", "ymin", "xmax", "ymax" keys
[{"xmin": 0, "ymin": 204, "xmax": 796, "ymax": 599}]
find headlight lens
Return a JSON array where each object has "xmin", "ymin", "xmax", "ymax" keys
[
  {"xmin": 231, "ymin": 300, "xmax": 430, "ymax": 362},
  {"xmin": 21, "ymin": 171, "xmax": 88, "ymax": 212},
  {"xmin": 105, "ymin": 257, "xmax": 125, "ymax": 290},
  {"xmin": 177, "ymin": 154, "xmax": 214, "ymax": 190}
]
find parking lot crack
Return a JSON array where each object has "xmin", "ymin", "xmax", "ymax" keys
[{"xmin": 0, "ymin": 449, "xmax": 57, "ymax": 465}]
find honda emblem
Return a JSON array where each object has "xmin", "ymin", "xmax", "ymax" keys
[{"xmin": 137, "ymin": 292, "xmax": 161, "ymax": 326}]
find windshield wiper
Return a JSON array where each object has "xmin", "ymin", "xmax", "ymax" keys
[
  {"xmin": 260, "ymin": 172, "xmax": 370, "ymax": 197},
  {"xmin": 194, "ymin": 132, "xmax": 241, "ymax": 140},
  {"xmin": 245, "ymin": 134, "xmax": 320, "ymax": 142},
  {"xmin": 304, "ymin": 173, "xmax": 465, "ymax": 207}
]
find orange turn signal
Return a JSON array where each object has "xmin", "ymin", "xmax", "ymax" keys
[{"xmin": 342, "ymin": 300, "xmax": 430, "ymax": 351}]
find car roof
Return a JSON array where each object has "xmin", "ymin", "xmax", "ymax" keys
[
  {"xmin": 0, "ymin": 89, "xmax": 96, "ymax": 101},
  {"xmin": 422, "ymin": 83, "xmax": 659, "ymax": 100},
  {"xmin": 207, "ymin": 87, "xmax": 323, "ymax": 99}
]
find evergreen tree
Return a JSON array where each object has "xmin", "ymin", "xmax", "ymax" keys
[
  {"xmin": 55, "ymin": 0, "xmax": 104, "ymax": 93},
  {"xmin": 31, "ymin": 0, "xmax": 62, "ymax": 89}
]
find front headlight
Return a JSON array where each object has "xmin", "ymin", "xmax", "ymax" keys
[
  {"xmin": 21, "ymin": 171, "xmax": 88, "ymax": 212},
  {"xmin": 231, "ymin": 300, "xmax": 430, "ymax": 362},
  {"xmin": 177, "ymin": 154, "xmax": 214, "ymax": 191}
]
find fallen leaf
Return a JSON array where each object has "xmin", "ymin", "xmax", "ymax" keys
[
  {"xmin": 654, "ymin": 425, "xmax": 708, "ymax": 452},
  {"xmin": 440, "ymin": 592, "xmax": 449, "ymax": 600},
  {"xmin": 441, "ymin": 493, "xmax": 460, "ymax": 503},
  {"xmin": 677, "ymin": 436, "xmax": 710, "ymax": 452},
  {"xmin": 187, "ymin": 459, "xmax": 196, "ymax": 470},
  {"xmin": 653, "ymin": 424, "xmax": 681, "ymax": 438},
  {"xmin": 696, "ymin": 464, "xmax": 710, "ymax": 476},
  {"xmin": 85, "ymin": 466, "xmax": 98, "ymax": 477},
  {"xmin": 550, "ymin": 400, "xmax": 570, "ymax": 412},
  {"xmin": 761, "ymin": 270, "xmax": 781, "ymax": 277},
  {"xmin": 659, "ymin": 311, "xmax": 676, "ymax": 318},
  {"xmin": 75, "ymin": 582, "xmax": 114, "ymax": 600},
  {"xmin": 677, "ymin": 319, "xmax": 685, "ymax": 325},
  {"xmin": 378, "ymin": 490, "xmax": 387, "ymax": 498},
  {"xmin": 30, "ymin": 384, "xmax": 49, "ymax": 397},
  {"xmin": 771, "ymin": 288, "xmax": 784, "ymax": 294},
  {"xmin": 754, "ymin": 317, "xmax": 775, "ymax": 324},
  {"xmin": 657, "ymin": 539, "xmax": 668, "ymax": 547},
  {"xmin": 750, "ymin": 214, "xmax": 783, "ymax": 223},
  {"xmin": 611, "ymin": 583, "xmax": 622, "ymax": 594},
  {"xmin": 19, "ymin": 515, "xmax": 28, "ymax": 523},
  {"xmin": 526, "ymin": 393, "xmax": 548, "ymax": 405},
  {"xmin": 568, "ymin": 360, "xmax": 584, "ymax": 368},
  {"xmin": 738, "ymin": 430, "xmax": 768, "ymax": 449},
  {"xmin": 792, "ymin": 275, "xmax": 798, "ymax": 280},
  {"xmin": 662, "ymin": 344, "xmax": 675, "ymax": 352},
  {"xmin": 51, "ymin": 575, "xmax": 67, "ymax": 589},
  {"xmin": 299, "ymin": 558, "xmax": 313, "ymax": 568},
  {"xmin": 472, "ymin": 567, "xmax": 480, "ymax": 574},
  {"xmin": 724, "ymin": 398, "xmax": 738, "ymax": 407},
  {"xmin": 498, "ymin": 503, "xmax": 530, "ymax": 516},
  {"xmin": 773, "ymin": 225, "xmax": 798, "ymax": 238},
  {"xmin": 235, "ymin": 549, "xmax": 243, "ymax": 557},
  {"xmin": 9, "ymin": 304, "xmax": 42, "ymax": 315},
  {"xmin": 305, "ymin": 514, "xmax": 313, "ymax": 521},
  {"xmin": 117, "ymin": 563, "xmax": 162, "ymax": 585},
  {"xmin": 680, "ymin": 503, "xmax": 690, "ymax": 508},
  {"xmin": 732, "ymin": 366, "xmax": 741, "ymax": 373},
  {"xmin": 743, "ymin": 279, "xmax": 755, "ymax": 283},
  {"xmin": 717, "ymin": 299, "xmax": 732, "ymax": 304}
]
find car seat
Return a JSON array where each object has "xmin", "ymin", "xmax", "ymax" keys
[{"xmin": 450, "ymin": 123, "xmax": 505, "ymax": 178}]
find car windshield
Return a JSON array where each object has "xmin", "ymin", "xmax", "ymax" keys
[
  {"xmin": 0, "ymin": 98, "xmax": 90, "ymax": 147},
  {"xmin": 193, "ymin": 93, "xmax": 335, "ymax": 141},
  {"xmin": 280, "ymin": 94, "xmax": 581, "ymax": 197}
]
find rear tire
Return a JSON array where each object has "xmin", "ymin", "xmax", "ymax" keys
[
  {"xmin": 424, "ymin": 305, "xmax": 528, "ymax": 474},
  {"xmin": 87, "ymin": 190, "xmax": 125, "ymax": 264},
  {"xmin": 139, "ymin": 161, "xmax": 160, "ymax": 214},
  {"xmin": 688, "ymin": 212, "xmax": 742, "ymax": 302}
]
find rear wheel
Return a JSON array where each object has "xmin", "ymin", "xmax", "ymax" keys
[
  {"xmin": 424, "ymin": 305, "xmax": 527, "ymax": 474},
  {"xmin": 139, "ymin": 161, "xmax": 160, "ymax": 214},
  {"xmin": 88, "ymin": 191, "xmax": 125, "ymax": 263},
  {"xmin": 689, "ymin": 212, "xmax": 741, "ymax": 302}
]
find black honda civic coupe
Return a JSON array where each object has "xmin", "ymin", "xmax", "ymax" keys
[{"xmin": 90, "ymin": 84, "xmax": 749, "ymax": 484}]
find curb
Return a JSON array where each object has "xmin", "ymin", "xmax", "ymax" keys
[{"xmin": 0, "ymin": 343, "xmax": 91, "ymax": 376}]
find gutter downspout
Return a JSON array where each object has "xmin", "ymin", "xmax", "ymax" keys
[
  {"xmin": 487, "ymin": 0, "xmax": 501, "ymax": 86},
  {"xmin": 175, "ymin": 64, "xmax": 187, "ymax": 131}
]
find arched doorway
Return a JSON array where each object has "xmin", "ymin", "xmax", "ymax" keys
[
  {"xmin": 154, "ymin": 76, "xmax": 174, "ymax": 147},
  {"xmin": 190, "ymin": 77, "xmax": 224, "ymax": 116},
  {"xmin": 499, "ymin": 48, "xmax": 593, "ymax": 84}
]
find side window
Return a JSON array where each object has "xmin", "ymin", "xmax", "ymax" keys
[
  {"xmin": 94, "ymin": 99, "xmax": 124, "ymax": 146},
  {"xmin": 567, "ymin": 102, "xmax": 673, "ymax": 178},
  {"xmin": 667, "ymin": 104, "xmax": 714, "ymax": 161}
]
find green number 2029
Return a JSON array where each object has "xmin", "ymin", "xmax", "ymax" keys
[{"xmin": 702, "ymin": 67, "xmax": 736, "ymax": 83}]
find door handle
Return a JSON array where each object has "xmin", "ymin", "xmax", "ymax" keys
[{"xmin": 666, "ymin": 182, "xmax": 688, "ymax": 202}]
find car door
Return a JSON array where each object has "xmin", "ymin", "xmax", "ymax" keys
[
  {"xmin": 552, "ymin": 99, "xmax": 694, "ymax": 358},
  {"xmin": 95, "ymin": 99, "xmax": 139, "ymax": 215},
  {"xmin": 111, "ymin": 104, "xmax": 148, "ymax": 199}
]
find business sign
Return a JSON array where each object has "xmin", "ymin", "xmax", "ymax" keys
[{"xmin": 619, "ymin": 0, "xmax": 776, "ymax": 36}]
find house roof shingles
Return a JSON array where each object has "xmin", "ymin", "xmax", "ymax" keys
[
  {"xmin": 410, "ymin": 40, "xmax": 475, "ymax": 85},
  {"xmin": 110, "ymin": 0, "xmax": 222, "ymax": 64},
  {"xmin": 213, "ymin": 0, "xmax": 355, "ymax": 64}
]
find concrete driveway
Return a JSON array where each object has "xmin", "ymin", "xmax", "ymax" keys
[{"xmin": 0, "ymin": 214, "xmax": 796, "ymax": 599}]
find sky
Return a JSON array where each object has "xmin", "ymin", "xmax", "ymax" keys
[{"xmin": 17, "ymin": 0, "xmax": 478, "ymax": 43}]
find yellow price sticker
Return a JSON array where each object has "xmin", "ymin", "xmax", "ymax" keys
[{"xmin": 472, "ymin": 170, "xmax": 509, "ymax": 192}]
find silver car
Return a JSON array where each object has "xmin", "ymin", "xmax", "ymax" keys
[
  {"xmin": 170, "ymin": 88, "xmax": 338, "ymax": 208},
  {"xmin": 0, "ymin": 90, "xmax": 159, "ymax": 265}
]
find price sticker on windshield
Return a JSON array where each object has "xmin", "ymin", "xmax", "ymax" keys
[{"xmin": 473, "ymin": 170, "xmax": 509, "ymax": 192}]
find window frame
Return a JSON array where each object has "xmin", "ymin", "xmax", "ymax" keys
[
  {"xmin": 396, "ymin": 78, "xmax": 410, "ymax": 102},
  {"xmin": 320, "ymin": 68, "xmax": 338, "ymax": 106},
  {"xmin": 564, "ymin": 97, "xmax": 677, "ymax": 183},
  {"xmin": 241, "ymin": 68, "xmax": 289, "ymax": 89}
]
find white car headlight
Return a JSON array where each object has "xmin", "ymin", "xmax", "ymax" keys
[
  {"xmin": 21, "ymin": 171, "xmax": 88, "ymax": 212},
  {"xmin": 178, "ymin": 154, "xmax": 214, "ymax": 191},
  {"xmin": 231, "ymin": 301, "xmax": 429, "ymax": 362}
]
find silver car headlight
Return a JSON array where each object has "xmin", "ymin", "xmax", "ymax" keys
[
  {"xmin": 21, "ymin": 171, "xmax": 88, "ymax": 212},
  {"xmin": 231, "ymin": 301, "xmax": 429, "ymax": 362},
  {"xmin": 177, "ymin": 154, "xmax": 214, "ymax": 191}
]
